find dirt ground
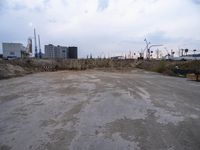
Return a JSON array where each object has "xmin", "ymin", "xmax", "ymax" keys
[{"xmin": 0, "ymin": 70, "xmax": 200, "ymax": 150}]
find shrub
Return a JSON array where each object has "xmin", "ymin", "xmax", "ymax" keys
[{"xmin": 154, "ymin": 61, "xmax": 166, "ymax": 73}]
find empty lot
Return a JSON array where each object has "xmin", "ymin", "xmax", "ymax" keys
[{"xmin": 0, "ymin": 70, "xmax": 200, "ymax": 150}]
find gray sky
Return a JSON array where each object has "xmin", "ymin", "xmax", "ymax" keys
[{"xmin": 0, "ymin": 0, "xmax": 200, "ymax": 57}]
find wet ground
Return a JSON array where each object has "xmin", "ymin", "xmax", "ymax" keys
[{"xmin": 0, "ymin": 70, "xmax": 200, "ymax": 150}]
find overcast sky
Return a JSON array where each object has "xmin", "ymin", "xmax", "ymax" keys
[{"xmin": 0, "ymin": 0, "xmax": 200, "ymax": 57}]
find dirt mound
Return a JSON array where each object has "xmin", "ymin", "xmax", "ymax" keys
[
  {"xmin": 0, "ymin": 62, "xmax": 28, "ymax": 79},
  {"xmin": 0, "ymin": 59, "xmax": 137, "ymax": 79},
  {"xmin": 1, "ymin": 59, "xmax": 199, "ymax": 79}
]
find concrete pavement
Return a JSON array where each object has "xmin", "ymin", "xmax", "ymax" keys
[{"xmin": 0, "ymin": 70, "xmax": 200, "ymax": 150}]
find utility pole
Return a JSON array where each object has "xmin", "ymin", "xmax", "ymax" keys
[{"xmin": 34, "ymin": 28, "xmax": 38, "ymax": 58}]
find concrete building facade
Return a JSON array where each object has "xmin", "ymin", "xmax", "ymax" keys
[
  {"xmin": 45, "ymin": 44, "xmax": 68, "ymax": 59},
  {"xmin": 2, "ymin": 43, "xmax": 28, "ymax": 58},
  {"xmin": 44, "ymin": 44, "xmax": 54, "ymax": 58},
  {"xmin": 45, "ymin": 44, "xmax": 78, "ymax": 59},
  {"xmin": 68, "ymin": 47, "xmax": 78, "ymax": 59}
]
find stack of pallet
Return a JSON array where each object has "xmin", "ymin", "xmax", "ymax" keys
[{"xmin": 187, "ymin": 73, "xmax": 200, "ymax": 81}]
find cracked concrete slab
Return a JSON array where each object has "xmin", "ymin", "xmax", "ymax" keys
[{"xmin": 0, "ymin": 70, "xmax": 200, "ymax": 150}]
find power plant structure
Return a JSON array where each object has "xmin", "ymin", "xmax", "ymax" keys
[
  {"xmin": 1, "ymin": 27, "xmax": 80, "ymax": 59},
  {"xmin": 33, "ymin": 28, "xmax": 42, "ymax": 58},
  {"xmin": 2, "ymin": 43, "xmax": 30, "ymax": 59}
]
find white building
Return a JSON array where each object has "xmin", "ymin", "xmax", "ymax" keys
[
  {"xmin": 2, "ymin": 43, "xmax": 28, "ymax": 58},
  {"xmin": 172, "ymin": 55, "xmax": 200, "ymax": 61}
]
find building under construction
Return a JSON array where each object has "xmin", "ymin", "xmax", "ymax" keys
[{"xmin": 44, "ymin": 44, "xmax": 78, "ymax": 59}]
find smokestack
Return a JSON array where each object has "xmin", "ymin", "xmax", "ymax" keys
[
  {"xmin": 34, "ymin": 28, "xmax": 38, "ymax": 58},
  {"xmin": 38, "ymin": 34, "xmax": 42, "ymax": 59}
]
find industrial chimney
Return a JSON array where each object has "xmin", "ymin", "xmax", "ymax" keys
[
  {"xmin": 38, "ymin": 35, "xmax": 42, "ymax": 59},
  {"xmin": 34, "ymin": 28, "xmax": 38, "ymax": 58}
]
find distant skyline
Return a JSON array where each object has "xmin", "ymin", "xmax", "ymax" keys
[{"xmin": 0, "ymin": 0, "xmax": 200, "ymax": 57}]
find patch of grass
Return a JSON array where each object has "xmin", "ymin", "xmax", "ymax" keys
[{"xmin": 152, "ymin": 61, "xmax": 167, "ymax": 73}]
